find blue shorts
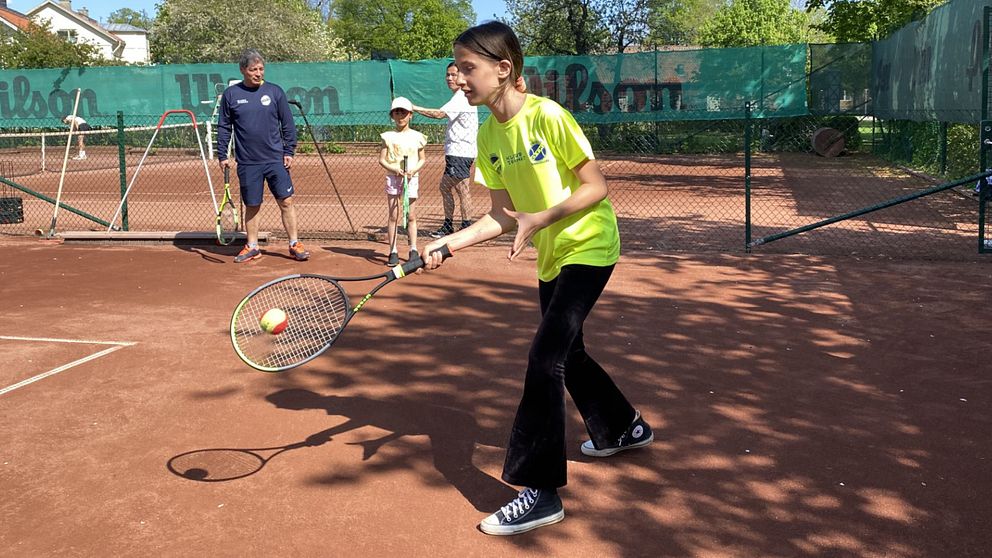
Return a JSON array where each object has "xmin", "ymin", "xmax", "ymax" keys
[
  {"xmin": 237, "ymin": 162, "xmax": 294, "ymax": 206},
  {"xmin": 444, "ymin": 155, "xmax": 473, "ymax": 180}
]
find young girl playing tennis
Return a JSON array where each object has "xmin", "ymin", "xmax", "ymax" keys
[
  {"xmin": 422, "ymin": 21, "xmax": 653, "ymax": 536},
  {"xmin": 379, "ymin": 96, "xmax": 427, "ymax": 265}
]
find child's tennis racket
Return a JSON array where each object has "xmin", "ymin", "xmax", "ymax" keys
[
  {"xmin": 230, "ymin": 245, "xmax": 451, "ymax": 372},
  {"xmin": 401, "ymin": 155, "xmax": 410, "ymax": 228},
  {"xmin": 215, "ymin": 166, "xmax": 239, "ymax": 245}
]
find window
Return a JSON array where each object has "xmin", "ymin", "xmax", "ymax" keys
[{"xmin": 57, "ymin": 29, "xmax": 77, "ymax": 43}]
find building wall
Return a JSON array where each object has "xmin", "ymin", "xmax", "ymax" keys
[
  {"xmin": 116, "ymin": 31, "xmax": 149, "ymax": 64},
  {"xmin": 32, "ymin": 7, "xmax": 117, "ymax": 60}
]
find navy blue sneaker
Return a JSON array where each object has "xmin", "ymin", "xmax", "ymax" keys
[
  {"xmin": 581, "ymin": 410, "xmax": 653, "ymax": 457},
  {"xmin": 479, "ymin": 488, "xmax": 564, "ymax": 536}
]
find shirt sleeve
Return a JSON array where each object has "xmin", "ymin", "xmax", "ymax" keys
[
  {"xmin": 216, "ymin": 91, "xmax": 233, "ymax": 161},
  {"xmin": 276, "ymin": 87, "xmax": 297, "ymax": 157},
  {"xmin": 538, "ymin": 102, "xmax": 595, "ymax": 169},
  {"xmin": 475, "ymin": 136, "xmax": 504, "ymax": 190}
]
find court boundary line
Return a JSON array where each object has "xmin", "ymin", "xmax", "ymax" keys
[{"xmin": 0, "ymin": 335, "xmax": 136, "ymax": 396}]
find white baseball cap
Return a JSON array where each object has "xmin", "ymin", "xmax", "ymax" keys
[{"xmin": 390, "ymin": 97, "xmax": 413, "ymax": 112}]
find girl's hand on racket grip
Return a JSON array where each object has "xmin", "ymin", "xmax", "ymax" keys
[{"xmin": 419, "ymin": 243, "xmax": 453, "ymax": 270}]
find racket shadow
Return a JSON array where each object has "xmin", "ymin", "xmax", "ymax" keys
[
  {"xmin": 166, "ymin": 427, "xmax": 337, "ymax": 482},
  {"xmin": 265, "ymin": 388, "xmax": 517, "ymax": 512}
]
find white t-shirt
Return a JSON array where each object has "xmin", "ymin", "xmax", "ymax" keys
[
  {"xmin": 63, "ymin": 116, "xmax": 87, "ymax": 127},
  {"xmin": 440, "ymin": 90, "xmax": 478, "ymax": 158}
]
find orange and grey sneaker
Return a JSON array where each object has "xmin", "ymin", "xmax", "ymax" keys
[
  {"xmin": 234, "ymin": 244, "xmax": 262, "ymax": 263},
  {"xmin": 289, "ymin": 240, "xmax": 310, "ymax": 261}
]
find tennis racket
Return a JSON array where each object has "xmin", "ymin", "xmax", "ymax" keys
[
  {"xmin": 401, "ymin": 155, "xmax": 410, "ymax": 228},
  {"xmin": 215, "ymin": 166, "xmax": 239, "ymax": 245},
  {"xmin": 230, "ymin": 244, "xmax": 452, "ymax": 372}
]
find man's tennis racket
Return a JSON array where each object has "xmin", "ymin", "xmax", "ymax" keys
[
  {"xmin": 401, "ymin": 155, "xmax": 410, "ymax": 228},
  {"xmin": 215, "ymin": 166, "xmax": 239, "ymax": 245},
  {"xmin": 230, "ymin": 245, "xmax": 451, "ymax": 372}
]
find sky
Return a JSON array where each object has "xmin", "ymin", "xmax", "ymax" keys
[{"xmin": 6, "ymin": 0, "xmax": 511, "ymax": 25}]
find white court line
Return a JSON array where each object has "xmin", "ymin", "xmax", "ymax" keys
[
  {"xmin": 0, "ymin": 336, "xmax": 136, "ymax": 397},
  {"xmin": 0, "ymin": 335, "xmax": 136, "ymax": 346}
]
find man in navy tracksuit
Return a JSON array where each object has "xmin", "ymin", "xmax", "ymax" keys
[{"xmin": 217, "ymin": 49, "xmax": 310, "ymax": 263}]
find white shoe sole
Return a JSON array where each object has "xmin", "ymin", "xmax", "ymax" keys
[
  {"xmin": 479, "ymin": 509, "xmax": 565, "ymax": 536},
  {"xmin": 581, "ymin": 433, "xmax": 654, "ymax": 457}
]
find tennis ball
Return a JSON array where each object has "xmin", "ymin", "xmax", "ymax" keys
[{"xmin": 259, "ymin": 308, "xmax": 288, "ymax": 335}]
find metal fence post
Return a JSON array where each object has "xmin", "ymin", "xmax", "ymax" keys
[
  {"xmin": 117, "ymin": 111, "xmax": 128, "ymax": 231},
  {"xmin": 744, "ymin": 102, "xmax": 753, "ymax": 252}
]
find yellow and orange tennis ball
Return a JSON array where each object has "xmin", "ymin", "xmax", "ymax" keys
[{"xmin": 259, "ymin": 308, "xmax": 288, "ymax": 334}]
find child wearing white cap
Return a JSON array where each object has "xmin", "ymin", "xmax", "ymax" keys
[{"xmin": 379, "ymin": 97, "xmax": 427, "ymax": 265}]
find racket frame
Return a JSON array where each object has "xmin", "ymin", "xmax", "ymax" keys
[
  {"xmin": 230, "ymin": 245, "xmax": 450, "ymax": 372},
  {"xmin": 215, "ymin": 166, "xmax": 239, "ymax": 245}
]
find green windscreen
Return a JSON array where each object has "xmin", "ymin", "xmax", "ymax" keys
[
  {"xmin": 872, "ymin": 0, "xmax": 992, "ymax": 123},
  {"xmin": 390, "ymin": 45, "xmax": 809, "ymax": 123},
  {"xmin": 0, "ymin": 45, "xmax": 808, "ymax": 128}
]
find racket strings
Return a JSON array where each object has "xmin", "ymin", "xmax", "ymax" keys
[{"xmin": 233, "ymin": 277, "xmax": 349, "ymax": 369}]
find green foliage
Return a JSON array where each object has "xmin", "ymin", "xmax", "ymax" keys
[
  {"xmin": 508, "ymin": 0, "xmax": 608, "ymax": 55},
  {"xmin": 508, "ymin": 0, "xmax": 650, "ymax": 55},
  {"xmin": 330, "ymin": 0, "xmax": 474, "ymax": 60},
  {"xmin": 945, "ymin": 124, "xmax": 979, "ymax": 180},
  {"xmin": 152, "ymin": 0, "xmax": 347, "ymax": 63},
  {"xmin": 106, "ymin": 8, "xmax": 154, "ymax": 29},
  {"xmin": 697, "ymin": 0, "xmax": 812, "ymax": 47},
  {"xmin": 646, "ymin": 0, "xmax": 723, "ymax": 46},
  {"xmin": 0, "ymin": 21, "xmax": 104, "ymax": 69},
  {"xmin": 873, "ymin": 121, "xmax": 978, "ymax": 180},
  {"xmin": 805, "ymin": 0, "xmax": 943, "ymax": 42}
]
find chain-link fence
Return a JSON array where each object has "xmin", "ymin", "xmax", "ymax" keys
[{"xmin": 0, "ymin": 107, "xmax": 987, "ymax": 259}]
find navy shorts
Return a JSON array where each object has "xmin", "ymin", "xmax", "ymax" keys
[
  {"xmin": 78, "ymin": 123, "xmax": 92, "ymax": 132},
  {"xmin": 444, "ymin": 155, "xmax": 473, "ymax": 180},
  {"xmin": 237, "ymin": 162, "xmax": 294, "ymax": 206}
]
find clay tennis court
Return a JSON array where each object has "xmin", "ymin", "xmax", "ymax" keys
[{"xmin": 1, "ymin": 235, "xmax": 989, "ymax": 556}]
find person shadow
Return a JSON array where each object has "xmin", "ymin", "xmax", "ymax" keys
[{"xmin": 266, "ymin": 388, "xmax": 517, "ymax": 512}]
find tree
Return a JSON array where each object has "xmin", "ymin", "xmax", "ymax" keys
[
  {"xmin": 507, "ymin": 0, "xmax": 650, "ymax": 55},
  {"xmin": 106, "ymin": 8, "xmax": 154, "ymax": 30},
  {"xmin": 805, "ymin": 0, "xmax": 942, "ymax": 42},
  {"xmin": 0, "ymin": 20, "xmax": 104, "ymax": 69},
  {"xmin": 646, "ymin": 0, "xmax": 723, "ymax": 47},
  {"xmin": 151, "ymin": 0, "xmax": 346, "ymax": 64},
  {"xmin": 330, "ymin": 0, "xmax": 475, "ymax": 60},
  {"xmin": 507, "ymin": 0, "xmax": 608, "ymax": 55},
  {"xmin": 696, "ymin": 0, "xmax": 812, "ymax": 47}
]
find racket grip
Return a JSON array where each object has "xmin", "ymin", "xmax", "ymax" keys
[
  {"xmin": 400, "ymin": 244, "xmax": 451, "ymax": 274},
  {"xmin": 224, "ymin": 165, "xmax": 230, "ymax": 183}
]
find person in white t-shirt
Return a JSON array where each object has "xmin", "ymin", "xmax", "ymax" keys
[
  {"xmin": 379, "ymin": 96, "xmax": 427, "ymax": 266},
  {"xmin": 412, "ymin": 63, "xmax": 478, "ymax": 238},
  {"xmin": 62, "ymin": 115, "xmax": 92, "ymax": 160}
]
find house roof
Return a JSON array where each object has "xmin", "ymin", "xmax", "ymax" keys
[
  {"xmin": 0, "ymin": 5, "xmax": 32, "ymax": 32},
  {"xmin": 104, "ymin": 23, "xmax": 147, "ymax": 34},
  {"xmin": 26, "ymin": 0, "xmax": 122, "ymax": 47}
]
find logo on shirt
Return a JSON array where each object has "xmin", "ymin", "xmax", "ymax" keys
[
  {"xmin": 236, "ymin": 99, "xmax": 248, "ymax": 104},
  {"xmin": 527, "ymin": 142, "xmax": 548, "ymax": 163},
  {"xmin": 489, "ymin": 154, "xmax": 503, "ymax": 175},
  {"xmin": 260, "ymin": 95, "xmax": 272, "ymax": 106}
]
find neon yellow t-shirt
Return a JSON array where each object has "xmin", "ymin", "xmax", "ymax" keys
[{"xmin": 475, "ymin": 94, "xmax": 620, "ymax": 281}]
